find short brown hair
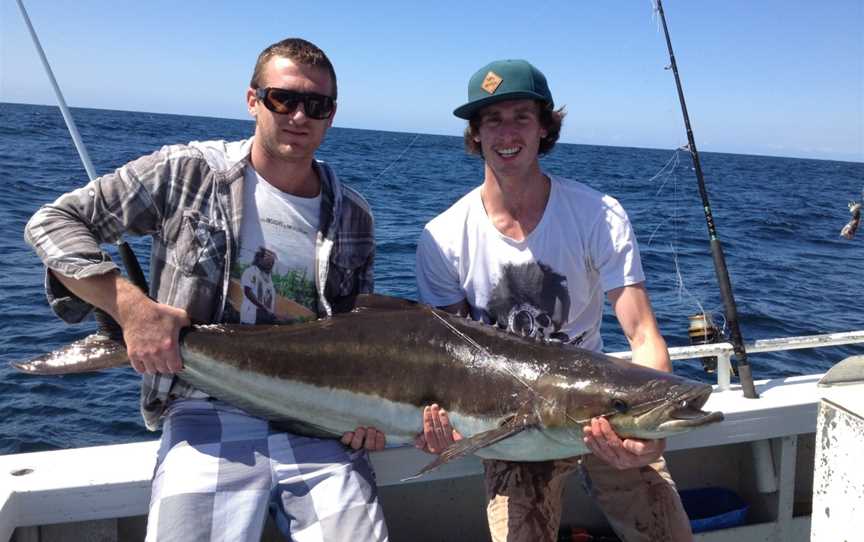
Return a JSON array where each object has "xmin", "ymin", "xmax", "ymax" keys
[
  {"xmin": 250, "ymin": 38, "xmax": 337, "ymax": 99},
  {"xmin": 463, "ymin": 102, "xmax": 566, "ymax": 157}
]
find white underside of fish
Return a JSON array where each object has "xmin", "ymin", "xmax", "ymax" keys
[{"xmin": 181, "ymin": 350, "xmax": 589, "ymax": 461}]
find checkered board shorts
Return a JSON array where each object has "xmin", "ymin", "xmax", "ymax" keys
[{"xmin": 146, "ymin": 399, "xmax": 389, "ymax": 541}]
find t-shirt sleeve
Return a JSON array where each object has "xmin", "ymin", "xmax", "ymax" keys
[
  {"xmin": 241, "ymin": 266, "xmax": 257, "ymax": 288},
  {"xmin": 590, "ymin": 199, "xmax": 645, "ymax": 292},
  {"xmin": 415, "ymin": 226, "xmax": 465, "ymax": 307}
]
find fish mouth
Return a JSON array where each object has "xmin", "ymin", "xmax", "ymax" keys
[{"xmin": 655, "ymin": 385, "xmax": 724, "ymax": 433}]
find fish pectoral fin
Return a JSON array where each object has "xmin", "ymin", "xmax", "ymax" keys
[{"xmin": 403, "ymin": 413, "xmax": 538, "ymax": 482}]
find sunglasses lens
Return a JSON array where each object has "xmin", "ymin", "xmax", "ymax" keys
[
  {"xmin": 260, "ymin": 89, "xmax": 333, "ymax": 119},
  {"xmin": 302, "ymin": 95, "xmax": 334, "ymax": 119},
  {"xmin": 305, "ymin": 97, "xmax": 326, "ymax": 118},
  {"xmin": 264, "ymin": 90, "xmax": 301, "ymax": 114}
]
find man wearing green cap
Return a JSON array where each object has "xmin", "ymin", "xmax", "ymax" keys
[{"xmin": 414, "ymin": 59, "xmax": 692, "ymax": 542}]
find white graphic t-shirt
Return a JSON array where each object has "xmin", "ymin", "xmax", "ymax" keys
[
  {"xmin": 416, "ymin": 175, "xmax": 644, "ymax": 352},
  {"xmin": 226, "ymin": 167, "xmax": 320, "ymax": 324}
]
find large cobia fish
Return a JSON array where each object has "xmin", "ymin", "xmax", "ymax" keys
[{"xmin": 14, "ymin": 294, "xmax": 723, "ymax": 478}]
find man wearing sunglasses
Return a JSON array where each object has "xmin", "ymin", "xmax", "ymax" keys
[{"xmin": 25, "ymin": 38, "xmax": 388, "ymax": 541}]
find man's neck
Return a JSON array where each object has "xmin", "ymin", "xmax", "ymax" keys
[
  {"xmin": 249, "ymin": 145, "xmax": 320, "ymax": 197},
  {"xmin": 480, "ymin": 163, "xmax": 550, "ymax": 241}
]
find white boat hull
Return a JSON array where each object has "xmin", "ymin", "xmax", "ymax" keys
[{"xmin": 1, "ymin": 373, "xmax": 837, "ymax": 542}]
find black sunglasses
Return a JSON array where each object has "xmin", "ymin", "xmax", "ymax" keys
[{"xmin": 255, "ymin": 87, "xmax": 335, "ymax": 120}]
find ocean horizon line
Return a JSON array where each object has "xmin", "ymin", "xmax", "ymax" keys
[{"xmin": 3, "ymin": 100, "xmax": 860, "ymax": 165}]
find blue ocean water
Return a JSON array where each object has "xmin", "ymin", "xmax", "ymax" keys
[{"xmin": 1, "ymin": 102, "xmax": 862, "ymax": 454}]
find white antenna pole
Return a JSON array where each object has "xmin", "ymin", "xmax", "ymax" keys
[
  {"xmin": 16, "ymin": 0, "xmax": 97, "ymax": 181},
  {"xmin": 16, "ymin": 0, "xmax": 150, "ymax": 292}
]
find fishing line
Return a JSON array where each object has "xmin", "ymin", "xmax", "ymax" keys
[
  {"xmin": 645, "ymin": 149, "xmax": 698, "ymax": 311},
  {"xmin": 671, "ymin": 246, "xmax": 703, "ymax": 313},
  {"xmin": 677, "ymin": 265, "xmax": 730, "ymax": 369},
  {"xmin": 646, "ymin": 148, "xmax": 682, "ymax": 248},
  {"xmin": 428, "ymin": 310, "xmax": 537, "ymax": 393},
  {"xmin": 370, "ymin": 133, "xmax": 422, "ymax": 184},
  {"xmin": 672, "ymin": 244, "xmax": 727, "ymax": 337},
  {"xmin": 647, "ymin": 146, "xmax": 733, "ymax": 347},
  {"xmin": 645, "ymin": 1, "xmax": 711, "ymax": 319},
  {"xmin": 428, "ymin": 309, "xmax": 583, "ymax": 426},
  {"xmin": 652, "ymin": 0, "xmax": 758, "ymax": 397},
  {"xmin": 649, "ymin": 147, "xmax": 683, "ymax": 197},
  {"xmin": 647, "ymin": 148, "xmax": 731, "ymax": 357}
]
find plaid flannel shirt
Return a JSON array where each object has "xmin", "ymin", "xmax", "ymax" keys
[{"xmin": 25, "ymin": 138, "xmax": 375, "ymax": 429}]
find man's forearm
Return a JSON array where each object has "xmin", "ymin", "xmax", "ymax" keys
[
  {"xmin": 53, "ymin": 269, "xmax": 191, "ymax": 374},
  {"xmin": 609, "ymin": 284, "xmax": 671, "ymax": 373},
  {"xmin": 630, "ymin": 333, "xmax": 672, "ymax": 373},
  {"xmin": 51, "ymin": 270, "xmax": 148, "ymax": 327}
]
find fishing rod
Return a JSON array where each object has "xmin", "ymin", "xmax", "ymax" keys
[
  {"xmin": 653, "ymin": 0, "xmax": 759, "ymax": 399},
  {"xmin": 16, "ymin": 0, "xmax": 149, "ymax": 293}
]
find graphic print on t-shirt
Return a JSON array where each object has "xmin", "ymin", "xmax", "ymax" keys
[
  {"xmin": 226, "ymin": 242, "xmax": 317, "ymax": 325},
  {"xmin": 238, "ymin": 246, "xmax": 278, "ymax": 323},
  {"xmin": 482, "ymin": 261, "xmax": 585, "ymax": 345},
  {"xmin": 223, "ymin": 167, "xmax": 320, "ymax": 324}
]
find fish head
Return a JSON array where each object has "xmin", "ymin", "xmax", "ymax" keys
[
  {"xmin": 534, "ymin": 354, "xmax": 723, "ymax": 444},
  {"xmin": 602, "ymin": 378, "xmax": 723, "ymax": 439}
]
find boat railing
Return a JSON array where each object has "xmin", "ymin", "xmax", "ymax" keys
[
  {"xmin": 610, "ymin": 329, "xmax": 864, "ymax": 498},
  {"xmin": 611, "ymin": 329, "xmax": 864, "ymax": 391}
]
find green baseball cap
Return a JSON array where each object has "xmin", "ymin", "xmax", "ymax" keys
[{"xmin": 453, "ymin": 59, "xmax": 554, "ymax": 120}]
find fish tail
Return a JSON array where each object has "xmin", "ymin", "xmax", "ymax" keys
[{"xmin": 12, "ymin": 333, "xmax": 128, "ymax": 375}]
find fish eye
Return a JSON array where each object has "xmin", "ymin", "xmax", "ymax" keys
[{"xmin": 611, "ymin": 398, "xmax": 629, "ymax": 413}]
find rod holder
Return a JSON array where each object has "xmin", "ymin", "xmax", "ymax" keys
[{"xmin": 751, "ymin": 440, "xmax": 778, "ymax": 494}]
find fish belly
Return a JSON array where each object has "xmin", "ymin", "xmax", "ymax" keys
[{"xmin": 181, "ymin": 354, "xmax": 425, "ymax": 443}]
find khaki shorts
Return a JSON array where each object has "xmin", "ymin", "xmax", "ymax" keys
[{"xmin": 483, "ymin": 455, "xmax": 692, "ymax": 542}]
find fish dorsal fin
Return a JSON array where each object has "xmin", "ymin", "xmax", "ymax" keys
[
  {"xmin": 353, "ymin": 294, "xmax": 422, "ymax": 312},
  {"xmin": 403, "ymin": 408, "xmax": 540, "ymax": 481},
  {"xmin": 818, "ymin": 355, "xmax": 864, "ymax": 387}
]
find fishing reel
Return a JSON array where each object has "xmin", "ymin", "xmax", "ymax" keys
[{"xmin": 687, "ymin": 313, "xmax": 728, "ymax": 374}]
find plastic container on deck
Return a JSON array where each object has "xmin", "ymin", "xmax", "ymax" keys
[{"xmin": 679, "ymin": 487, "xmax": 749, "ymax": 533}]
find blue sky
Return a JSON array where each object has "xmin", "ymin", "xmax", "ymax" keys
[{"xmin": 1, "ymin": 1, "xmax": 861, "ymax": 162}]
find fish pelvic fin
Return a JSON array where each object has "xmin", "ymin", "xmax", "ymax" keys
[
  {"xmin": 818, "ymin": 355, "xmax": 864, "ymax": 387},
  {"xmin": 12, "ymin": 333, "xmax": 128, "ymax": 375},
  {"xmin": 403, "ymin": 410, "xmax": 540, "ymax": 482}
]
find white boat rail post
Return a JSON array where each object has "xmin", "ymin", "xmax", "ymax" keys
[{"xmin": 715, "ymin": 351, "xmax": 732, "ymax": 390}]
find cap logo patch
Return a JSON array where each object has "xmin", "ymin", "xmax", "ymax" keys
[{"xmin": 481, "ymin": 71, "xmax": 503, "ymax": 94}]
